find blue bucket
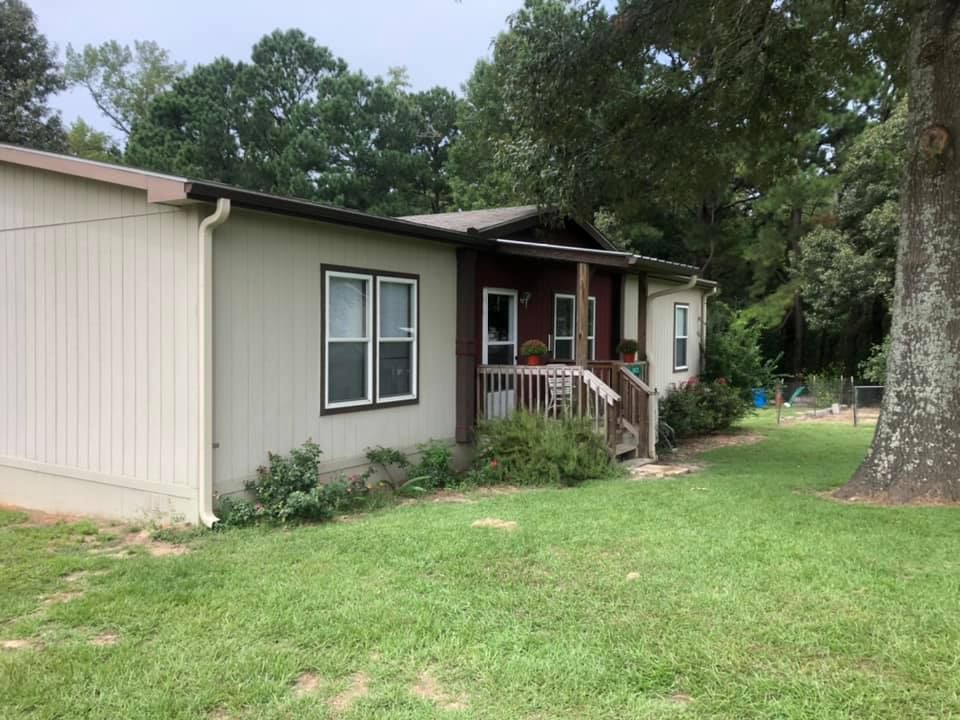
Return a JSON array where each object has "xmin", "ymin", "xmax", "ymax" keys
[{"xmin": 752, "ymin": 388, "xmax": 767, "ymax": 409}]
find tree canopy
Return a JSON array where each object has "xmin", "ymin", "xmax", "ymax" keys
[{"xmin": 0, "ymin": 0, "xmax": 66, "ymax": 151}]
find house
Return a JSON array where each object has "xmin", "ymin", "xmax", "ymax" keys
[{"xmin": 0, "ymin": 144, "xmax": 717, "ymax": 524}]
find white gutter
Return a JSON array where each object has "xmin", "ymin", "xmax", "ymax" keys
[
  {"xmin": 494, "ymin": 238, "xmax": 705, "ymax": 275},
  {"xmin": 197, "ymin": 198, "xmax": 231, "ymax": 527}
]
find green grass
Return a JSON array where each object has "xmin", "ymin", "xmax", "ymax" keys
[{"xmin": 2, "ymin": 412, "xmax": 959, "ymax": 719}]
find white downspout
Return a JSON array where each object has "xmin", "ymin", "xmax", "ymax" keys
[{"xmin": 198, "ymin": 198, "xmax": 231, "ymax": 527}]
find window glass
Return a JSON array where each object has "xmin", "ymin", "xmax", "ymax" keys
[
  {"xmin": 674, "ymin": 305, "xmax": 689, "ymax": 369},
  {"xmin": 329, "ymin": 277, "xmax": 368, "ymax": 338},
  {"xmin": 380, "ymin": 281, "xmax": 413, "ymax": 338},
  {"xmin": 487, "ymin": 294, "xmax": 514, "ymax": 342},
  {"xmin": 328, "ymin": 342, "xmax": 367, "ymax": 403},
  {"xmin": 555, "ymin": 296, "xmax": 574, "ymax": 337},
  {"xmin": 378, "ymin": 341, "xmax": 412, "ymax": 398}
]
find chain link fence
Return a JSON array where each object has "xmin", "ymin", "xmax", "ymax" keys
[{"xmin": 774, "ymin": 375, "xmax": 884, "ymax": 426}]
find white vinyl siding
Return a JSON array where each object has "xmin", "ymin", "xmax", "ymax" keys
[
  {"xmin": 645, "ymin": 279, "xmax": 707, "ymax": 392},
  {"xmin": 553, "ymin": 294, "xmax": 596, "ymax": 361},
  {"xmin": 213, "ymin": 210, "xmax": 454, "ymax": 496},
  {"xmin": 0, "ymin": 163, "xmax": 202, "ymax": 521}
]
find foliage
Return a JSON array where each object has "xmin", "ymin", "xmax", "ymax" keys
[
  {"xmin": 124, "ymin": 30, "xmax": 461, "ymax": 215},
  {"xmin": 409, "ymin": 441, "xmax": 456, "ymax": 489},
  {"xmin": 859, "ymin": 336, "xmax": 890, "ymax": 384},
  {"xmin": 218, "ymin": 441, "xmax": 365, "ymax": 526},
  {"xmin": 702, "ymin": 301, "xmax": 777, "ymax": 395},
  {"xmin": 474, "ymin": 411, "xmax": 613, "ymax": 487},
  {"xmin": 65, "ymin": 39, "xmax": 185, "ymax": 139},
  {"xmin": 615, "ymin": 338, "xmax": 638, "ymax": 354},
  {"xmin": 0, "ymin": 0, "xmax": 66, "ymax": 151},
  {"xmin": 519, "ymin": 339, "xmax": 549, "ymax": 357},
  {"xmin": 659, "ymin": 381, "xmax": 752, "ymax": 439},
  {"xmin": 66, "ymin": 119, "xmax": 120, "ymax": 161}
]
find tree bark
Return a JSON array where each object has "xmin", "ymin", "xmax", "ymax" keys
[{"xmin": 836, "ymin": 0, "xmax": 960, "ymax": 502}]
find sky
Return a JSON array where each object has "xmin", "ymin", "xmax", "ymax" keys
[{"xmin": 28, "ymin": 0, "xmax": 526, "ymax": 135}]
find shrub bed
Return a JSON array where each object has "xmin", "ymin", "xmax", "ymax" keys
[{"xmin": 659, "ymin": 380, "xmax": 752, "ymax": 439}]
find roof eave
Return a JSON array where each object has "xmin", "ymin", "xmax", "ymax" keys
[{"xmin": 185, "ymin": 182, "xmax": 496, "ymax": 248}]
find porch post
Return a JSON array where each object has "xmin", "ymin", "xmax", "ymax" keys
[
  {"xmin": 575, "ymin": 262, "xmax": 590, "ymax": 366},
  {"xmin": 455, "ymin": 248, "xmax": 478, "ymax": 442},
  {"xmin": 637, "ymin": 273, "xmax": 648, "ymax": 360}
]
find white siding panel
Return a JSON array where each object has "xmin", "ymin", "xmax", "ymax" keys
[
  {"xmin": 645, "ymin": 279, "xmax": 707, "ymax": 393},
  {"xmin": 0, "ymin": 164, "xmax": 202, "ymax": 521},
  {"xmin": 213, "ymin": 210, "xmax": 458, "ymax": 495}
]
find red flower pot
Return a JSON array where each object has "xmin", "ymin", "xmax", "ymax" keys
[
  {"xmin": 622, "ymin": 352, "xmax": 637, "ymax": 363},
  {"xmin": 525, "ymin": 355, "xmax": 543, "ymax": 366}
]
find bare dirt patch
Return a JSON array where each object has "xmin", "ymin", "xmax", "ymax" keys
[
  {"xmin": 628, "ymin": 463, "xmax": 696, "ymax": 480},
  {"xmin": 90, "ymin": 633, "xmax": 119, "ymax": 647},
  {"xmin": 41, "ymin": 591, "xmax": 83, "ymax": 606},
  {"xmin": 1, "ymin": 639, "xmax": 38, "ymax": 650},
  {"xmin": 411, "ymin": 670, "xmax": 468, "ymax": 711},
  {"xmin": 292, "ymin": 671, "xmax": 322, "ymax": 698},
  {"xmin": 669, "ymin": 693, "xmax": 693, "ymax": 705},
  {"xmin": 0, "ymin": 504, "xmax": 120, "ymax": 530},
  {"xmin": 473, "ymin": 485, "xmax": 530, "ymax": 496},
  {"xmin": 63, "ymin": 570, "xmax": 109, "ymax": 583},
  {"xmin": 783, "ymin": 408, "xmax": 878, "ymax": 425},
  {"xmin": 471, "ymin": 517, "xmax": 518, "ymax": 531},
  {"xmin": 328, "ymin": 672, "xmax": 370, "ymax": 715},
  {"xmin": 625, "ymin": 571, "xmax": 641, "ymax": 581},
  {"xmin": 114, "ymin": 530, "xmax": 190, "ymax": 557},
  {"xmin": 817, "ymin": 489, "xmax": 960, "ymax": 508}
]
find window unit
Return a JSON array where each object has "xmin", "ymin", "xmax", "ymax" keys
[
  {"xmin": 553, "ymin": 294, "xmax": 596, "ymax": 361},
  {"xmin": 674, "ymin": 303, "xmax": 689, "ymax": 371},
  {"xmin": 323, "ymin": 266, "xmax": 418, "ymax": 413}
]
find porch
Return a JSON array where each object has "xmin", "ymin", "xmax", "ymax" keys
[{"xmin": 476, "ymin": 361, "xmax": 658, "ymax": 460}]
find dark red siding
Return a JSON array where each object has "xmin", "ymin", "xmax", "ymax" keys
[{"xmin": 474, "ymin": 254, "xmax": 619, "ymax": 362}]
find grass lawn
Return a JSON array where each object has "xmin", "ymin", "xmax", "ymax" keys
[{"xmin": 2, "ymin": 412, "xmax": 959, "ymax": 719}]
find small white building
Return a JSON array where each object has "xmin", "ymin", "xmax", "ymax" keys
[{"xmin": 0, "ymin": 144, "xmax": 716, "ymax": 524}]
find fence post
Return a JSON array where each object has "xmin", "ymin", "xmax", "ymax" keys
[{"xmin": 853, "ymin": 384, "xmax": 858, "ymax": 427}]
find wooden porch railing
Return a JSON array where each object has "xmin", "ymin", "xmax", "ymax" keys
[
  {"xmin": 586, "ymin": 360, "xmax": 648, "ymax": 387},
  {"xmin": 477, "ymin": 364, "xmax": 620, "ymax": 446},
  {"xmin": 477, "ymin": 363, "xmax": 657, "ymax": 459}
]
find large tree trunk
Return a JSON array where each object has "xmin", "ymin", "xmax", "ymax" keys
[{"xmin": 836, "ymin": 0, "xmax": 960, "ymax": 502}]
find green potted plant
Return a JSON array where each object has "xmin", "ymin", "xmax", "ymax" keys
[
  {"xmin": 519, "ymin": 339, "xmax": 549, "ymax": 366},
  {"xmin": 616, "ymin": 338, "xmax": 639, "ymax": 363}
]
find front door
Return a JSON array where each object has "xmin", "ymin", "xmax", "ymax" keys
[{"xmin": 482, "ymin": 288, "xmax": 517, "ymax": 418}]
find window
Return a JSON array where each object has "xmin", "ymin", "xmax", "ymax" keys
[
  {"xmin": 674, "ymin": 303, "xmax": 689, "ymax": 371},
  {"xmin": 553, "ymin": 294, "xmax": 596, "ymax": 361},
  {"xmin": 323, "ymin": 267, "xmax": 418, "ymax": 412}
]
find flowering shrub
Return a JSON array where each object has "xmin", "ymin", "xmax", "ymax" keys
[{"xmin": 659, "ymin": 380, "xmax": 752, "ymax": 439}]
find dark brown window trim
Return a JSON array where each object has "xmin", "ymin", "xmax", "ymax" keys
[
  {"xmin": 320, "ymin": 263, "xmax": 421, "ymax": 416},
  {"xmin": 673, "ymin": 302, "xmax": 690, "ymax": 373}
]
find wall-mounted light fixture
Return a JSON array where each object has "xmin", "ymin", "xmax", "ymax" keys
[{"xmin": 519, "ymin": 291, "xmax": 533, "ymax": 308}]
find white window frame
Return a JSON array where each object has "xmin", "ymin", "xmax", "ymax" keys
[
  {"xmin": 482, "ymin": 288, "xmax": 518, "ymax": 364},
  {"xmin": 674, "ymin": 303, "xmax": 690, "ymax": 372},
  {"xmin": 376, "ymin": 276, "xmax": 418, "ymax": 404},
  {"xmin": 324, "ymin": 270, "xmax": 374, "ymax": 410},
  {"xmin": 553, "ymin": 294, "xmax": 596, "ymax": 361}
]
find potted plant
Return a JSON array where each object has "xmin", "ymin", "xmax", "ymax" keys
[
  {"xmin": 519, "ymin": 339, "xmax": 549, "ymax": 366},
  {"xmin": 616, "ymin": 339, "xmax": 639, "ymax": 363}
]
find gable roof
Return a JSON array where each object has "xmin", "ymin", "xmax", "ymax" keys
[
  {"xmin": 399, "ymin": 205, "xmax": 618, "ymax": 251},
  {"xmin": 400, "ymin": 206, "xmax": 541, "ymax": 232}
]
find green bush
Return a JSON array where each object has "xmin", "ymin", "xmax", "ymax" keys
[
  {"xmin": 703, "ymin": 301, "xmax": 777, "ymax": 396},
  {"xmin": 473, "ymin": 411, "xmax": 614, "ymax": 487},
  {"xmin": 659, "ymin": 380, "xmax": 752, "ymax": 439},
  {"xmin": 859, "ymin": 336, "xmax": 890, "ymax": 383},
  {"xmin": 217, "ymin": 441, "xmax": 366, "ymax": 526},
  {"xmin": 410, "ymin": 441, "xmax": 456, "ymax": 489}
]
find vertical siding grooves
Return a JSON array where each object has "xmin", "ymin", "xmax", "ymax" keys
[
  {"xmin": 0, "ymin": 165, "xmax": 201, "ymax": 519},
  {"xmin": 212, "ymin": 211, "xmax": 457, "ymax": 495}
]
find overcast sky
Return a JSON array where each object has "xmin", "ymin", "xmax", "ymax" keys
[{"xmin": 29, "ymin": 0, "xmax": 527, "ymax": 135}]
